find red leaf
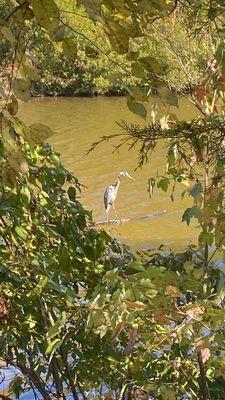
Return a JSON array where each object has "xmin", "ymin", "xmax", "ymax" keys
[{"xmin": 125, "ymin": 328, "xmax": 138, "ymax": 355}]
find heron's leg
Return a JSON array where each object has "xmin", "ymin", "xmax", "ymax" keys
[
  {"xmin": 112, "ymin": 203, "xmax": 118, "ymax": 220},
  {"xmin": 106, "ymin": 205, "xmax": 110, "ymax": 223}
]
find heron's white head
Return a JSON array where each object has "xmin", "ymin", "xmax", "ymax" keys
[{"xmin": 118, "ymin": 171, "xmax": 135, "ymax": 180}]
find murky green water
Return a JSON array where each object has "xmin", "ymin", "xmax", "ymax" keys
[{"xmin": 19, "ymin": 96, "xmax": 200, "ymax": 249}]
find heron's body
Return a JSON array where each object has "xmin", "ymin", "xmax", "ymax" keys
[{"xmin": 104, "ymin": 172, "xmax": 135, "ymax": 222}]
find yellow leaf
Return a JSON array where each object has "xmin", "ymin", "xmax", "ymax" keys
[{"xmin": 182, "ymin": 179, "xmax": 190, "ymax": 187}]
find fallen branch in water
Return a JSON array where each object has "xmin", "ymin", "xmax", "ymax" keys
[{"xmin": 92, "ymin": 210, "xmax": 166, "ymax": 226}]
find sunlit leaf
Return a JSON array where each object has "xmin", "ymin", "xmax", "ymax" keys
[
  {"xmin": 15, "ymin": 226, "xmax": 27, "ymax": 240},
  {"xmin": 46, "ymin": 338, "xmax": 62, "ymax": 355},
  {"xmin": 30, "ymin": 0, "xmax": 60, "ymax": 31},
  {"xmin": 20, "ymin": 186, "xmax": 31, "ymax": 206}
]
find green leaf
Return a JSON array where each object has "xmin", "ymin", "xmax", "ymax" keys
[
  {"xmin": 157, "ymin": 178, "xmax": 170, "ymax": 192},
  {"xmin": 182, "ymin": 206, "xmax": 201, "ymax": 225},
  {"xmin": 85, "ymin": 45, "xmax": 99, "ymax": 58},
  {"xmin": 7, "ymin": 94, "xmax": 18, "ymax": 116},
  {"xmin": 46, "ymin": 338, "xmax": 62, "ymax": 355},
  {"xmin": 126, "ymin": 51, "xmax": 139, "ymax": 61},
  {"xmin": 199, "ymin": 231, "xmax": 214, "ymax": 246},
  {"xmin": 1, "ymin": 26, "xmax": 16, "ymax": 44},
  {"xmin": 106, "ymin": 27, "xmax": 129, "ymax": 54},
  {"xmin": 215, "ymin": 41, "xmax": 225, "ymax": 73},
  {"xmin": 9, "ymin": 376, "xmax": 23, "ymax": 398},
  {"xmin": 68, "ymin": 186, "xmax": 76, "ymax": 201},
  {"xmin": 128, "ymin": 86, "xmax": 148, "ymax": 102},
  {"xmin": 49, "ymin": 24, "xmax": 65, "ymax": 42},
  {"xmin": 30, "ymin": 0, "xmax": 60, "ymax": 31},
  {"xmin": 127, "ymin": 96, "xmax": 147, "ymax": 119},
  {"xmin": 28, "ymin": 123, "xmax": 54, "ymax": 144},
  {"xmin": 131, "ymin": 62, "xmax": 146, "ymax": 79},
  {"xmin": 47, "ymin": 323, "xmax": 62, "ymax": 340},
  {"xmin": 77, "ymin": 0, "xmax": 102, "ymax": 21},
  {"xmin": 29, "ymin": 276, "xmax": 48, "ymax": 297},
  {"xmin": 20, "ymin": 186, "xmax": 31, "ymax": 206},
  {"xmin": 139, "ymin": 56, "xmax": 164, "ymax": 75},
  {"xmin": 189, "ymin": 182, "xmax": 202, "ymax": 198},
  {"xmin": 15, "ymin": 226, "xmax": 27, "ymax": 240},
  {"xmin": 128, "ymin": 261, "xmax": 145, "ymax": 271},
  {"xmin": 13, "ymin": 78, "xmax": 31, "ymax": 102},
  {"xmin": 139, "ymin": 278, "xmax": 155, "ymax": 289},
  {"xmin": 62, "ymin": 38, "xmax": 77, "ymax": 62},
  {"xmin": 158, "ymin": 87, "xmax": 178, "ymax": 107},
  {"xmin": 22, "ymin": 59, "xmax": 40, "ymax": 81}
]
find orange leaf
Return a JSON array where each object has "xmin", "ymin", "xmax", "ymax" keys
[
  {"xmin": 194, "ymin": 85, "xmax": 208, "ymax": 102},
  {"xmin": 153, "ymin": 310, "xmax": 168, "ymax": 324},
  {"xmin": 112, "ymin": 322, "xmax": 127, "ymax": 338},
  {"xmin": 124, "ymin": 300, "xmax": 146, "ymax": 309},
  {"xmin": 166, "ymin": 285, "xmax": 181, "ymax": 298}
]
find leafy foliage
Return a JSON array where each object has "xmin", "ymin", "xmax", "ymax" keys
[{"xmin": 2, "ymin": 1, "xmax": 225, "ymax": 399}]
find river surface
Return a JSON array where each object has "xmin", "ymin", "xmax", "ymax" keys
[{"xmin": 19, "ymin": 96, "xmax": 200, "ymax": 250}]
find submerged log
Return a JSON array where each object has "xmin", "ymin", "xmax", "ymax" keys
[
  {"xmin": 93, "ymin": 210, "xmax": 166, "ymax": 226},
  {"xmin": 94, "ymin": 218, "xmax": 130, "ymax": 226}
]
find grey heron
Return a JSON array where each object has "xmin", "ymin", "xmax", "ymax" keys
[{"xmin": 104, "ymin": 171, "xmax": 135, "ymax": 222}]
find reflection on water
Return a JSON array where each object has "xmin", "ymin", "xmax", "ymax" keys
[{"xmin": 19, "ymin": 96, "xmax": 200, "ymax": 249}]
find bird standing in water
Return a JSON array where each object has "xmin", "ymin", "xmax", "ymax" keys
[{"xmin": 104, "ymin": 172, "xmax": 135, "ymax": 222}]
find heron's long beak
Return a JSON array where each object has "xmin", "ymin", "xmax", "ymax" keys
[{"xmin": 127, "ymin": 173, "xmax": 135, "ymax": 180}]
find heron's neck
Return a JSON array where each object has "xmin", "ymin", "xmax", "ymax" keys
[{"xmin": 115, "ymin": 177, "xmax": 121, "ymax": 190}]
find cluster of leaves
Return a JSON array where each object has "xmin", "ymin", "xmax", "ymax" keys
[
  {"xmin": 86, "ymin": 246, "xmax": 225, "ymax": 399},
  {"xmin": 0, "ymin": 112, "xmax": 138, "ymax": 398}
]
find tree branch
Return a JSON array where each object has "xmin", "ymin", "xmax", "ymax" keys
[
  {"xmin": 197, "ymin": 350, "xmax": 211, "ymax": 400},
  {"xmin": 60, "ymin": 19, "xmax": 131, "ymax": 75},
  {"xmin": 0, "ymin": 395, "xmax": 13, "ymax": 400},
  {"xmin": 4, "ymin": 1, "xmax": 28, "ymax": 23}
]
